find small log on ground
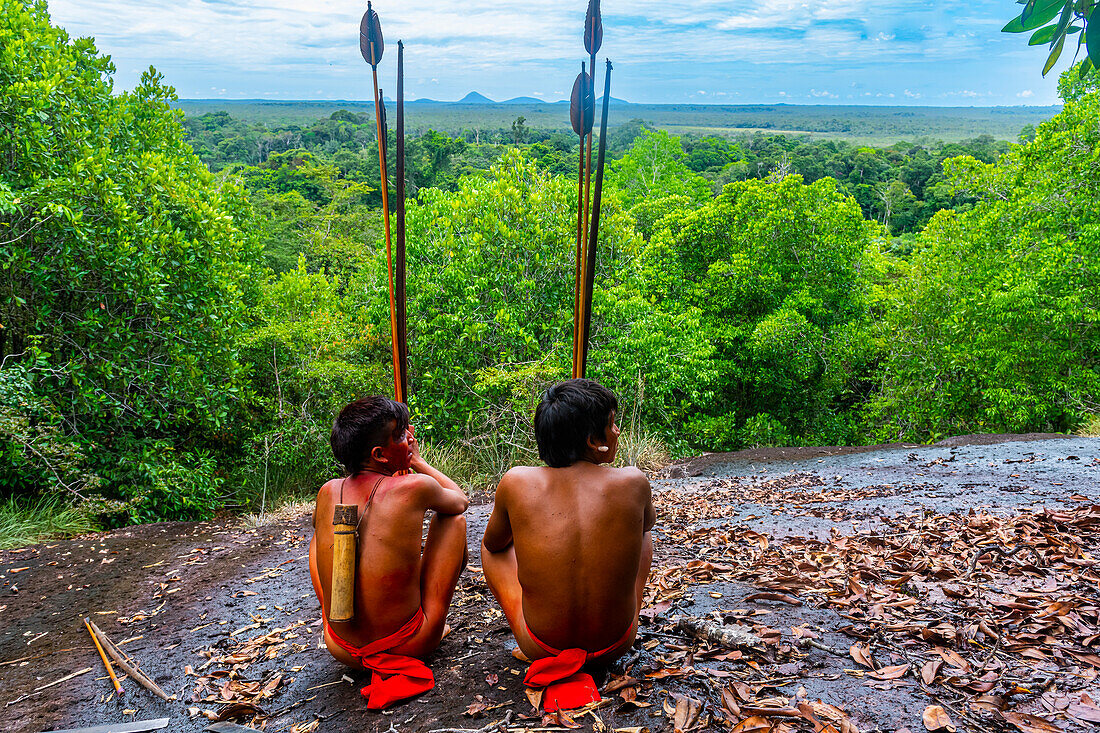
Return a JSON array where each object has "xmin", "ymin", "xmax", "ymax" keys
[{"xmin": 673, "ymin": 616, "xmax": 761, "ymax": 648}]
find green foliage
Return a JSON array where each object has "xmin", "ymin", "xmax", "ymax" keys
[
  {"xmin": 628, "ymin": 174, "xmax": 878, "ymax": 450},
  {"xmin": 116, "ymin": 443, "xmax": 224, "ymax": 524},
  {"xmin": 0, "ymin": 0, "xmax": 260, "ymax": 514},
  {"xmin": 375, "ymin": 149, "xmax": 640, "ymax": 439},
  {"xmin": 872, "ymin": 67, "xmax": 1100, "ymax": 439},
  {"xmin": 234, "ymin": 262, "xmax": 387, "ymax": 509},
  {"xmin": 1003, "ymin": 0, "xmax": 1099, "ymax": 77},
  {"xmin": 0, "ymin": 353, "xmax": 100, "ymax": 498},
  {"xmin": 609, "ymin": 129, "xmax": 713, "ymax": 210}
]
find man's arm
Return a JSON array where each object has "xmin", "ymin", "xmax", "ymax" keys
[
  {"xmin": 482, "ymin": 472, "xmax": 515, "ymax": 553},
  {"xmin": 407, "ymin": 430, "xmax": 468, "ymax": 515},
  {"xmin": 641, "ymin": 476, "xmax": 656, "ymax": 533}
]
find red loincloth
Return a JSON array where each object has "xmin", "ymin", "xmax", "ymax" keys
[
  {"xmin": 323, "ymin": 608, "xmax": 434, "ymax": 710},
  {"xmin": 522, "ymin": 620, "xmax": 636, "ymax": 712}
]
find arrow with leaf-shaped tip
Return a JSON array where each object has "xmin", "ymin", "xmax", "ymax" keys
[
  {"xmin": 584, "ymin": 0, "xmax": 603, "ymax": 56},
  {"xmin": 569, "ymin": 62, "xmax": 594, "ymax": 377},
  {"xmin": 360, "ymin": 1, "xmax": 384, "ymax": 66},
  {"xmin": 360, "ymin": 1, "xmax": 403, "ymax": 402},
  {"xmin": 576, "ymin": 0, "xmax": 603, "ymax": 374}
]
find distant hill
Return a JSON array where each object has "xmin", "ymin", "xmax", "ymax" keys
[
  {"xmin": 456, "ymin": 92, "xmax": 494, "ymax": 104},
  {"xmin": 502, "ymin": 96, "xmax": 549, "ymax": 105}
]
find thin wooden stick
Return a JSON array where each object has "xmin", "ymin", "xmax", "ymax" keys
[
  {"xmin": 35, "ymin": 666, "xmax": 92, "ymax": 692},
  {"xmin": 572, "ymin": 124, "xmax": 587, "ymax": 377},
  {"xmin": 84, "ymin": 617, "xmax": 122, "ymax": 696},
  {"xmin": 579, "ymin": 60, "xmax": 612, "ymax": 376},
  {"xmin": 88, "ymin": 620, "xmax": 170, "ymax": 701},
  {"xmin": 395, "ymin": 40, "xmax": 408, "ymax": 403},
  {"xmin": 0, "ymin": 648, "xmax": 79, "ymax": 667}
]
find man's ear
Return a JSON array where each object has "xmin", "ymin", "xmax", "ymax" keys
[
  {"xmin": 370, "ymin": 444, "xmax": 387, "ymax": 464},
  {"xmin": 585, "ymin": 432, "xmax": 603, "ymax": 452}
]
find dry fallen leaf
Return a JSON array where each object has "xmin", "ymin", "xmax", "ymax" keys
[
  {"xmin": 1000, "ymin": 711, "xmax": 1062, "ymax": 733},
  {"xmin": 850, "ymin": 643, "xmax": 874, "ymax": 669},
  {"xmin": 867, "ymin": 663, "xmax": 910, "ymax": 681},
  {"xmin": 920, "ymin": 658, "xmax": 942, "ymax": 685},
  {"xmin": 922, "ymin": 705, "xmax": 956, "ymax": 733},
  {"xmin": 732, "ymin": 715, "xmax": 771, "ymax": 733},
  {"xmin": 744, "ymin": 592, "xmax": 802, "ymax": 606},
  {"xmin": 669, "ymin": 693, "xmax": 705, "ymax": 733}
]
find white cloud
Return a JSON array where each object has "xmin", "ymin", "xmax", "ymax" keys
[
  {"xmin": 44, "ymin": 0, "xmax": 1063, "ymax": 103},
  {"xmin": 1018, "ymin": 89, "xmax": 1034, "ymax": 98}
]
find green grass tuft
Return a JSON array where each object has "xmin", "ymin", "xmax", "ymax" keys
[
  {"xmin": 1077, "ymin": 414, "xmax": 1100, "ymax": 437},
  {"xmin": 0, "ymin": 495, "xmax": 98, "ymax": 550}
]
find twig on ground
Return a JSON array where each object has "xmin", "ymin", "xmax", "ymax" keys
[
  {"xmin": 7, "ymin": 666, "xmax": 94, "ymax": 705},
  {"xmin": 965, "ymin": 544, "xmax": 1040, "ymax": 578},
  {"xmin": 801, "ymin": 639, "xmax": 844, "ymax": 656},
  {"xmin": 674, "ymin": 616, "xmax": 762, "ymax": 649},
  {"xmin": 0, "ymin": 647, "xmax": 80, "ymax": 667},
  {"xmin": 88, "ymin": 619, "xmax": 170, "ymax": 700},
  {"xmin": 428, "ymin": 709, "xmax": 514, "ymax": 733}
]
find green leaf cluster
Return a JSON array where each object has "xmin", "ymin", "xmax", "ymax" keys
[
  {"xmin": 1003, "ymin": 0, "xmax": 1099, "ymax": 77},
  {"xmin": 1, "ymin": 0, "xmax": 260, "ymax": 518}
]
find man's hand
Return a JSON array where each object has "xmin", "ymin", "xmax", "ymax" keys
[
  {"xmin": 405, "ymin": 424, "xmax": 466, "ymax": 505},
  {"xmin": 407, "ymin": 426, "xmax": 433, "ymax": 476}
]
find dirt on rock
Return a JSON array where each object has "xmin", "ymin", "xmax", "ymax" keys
[{"xmin": 1, "ymin": 434, "xmax": 1097, "ymax": 733}]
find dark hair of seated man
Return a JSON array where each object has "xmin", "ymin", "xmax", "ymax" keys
[
  {"xmin": 534, "ymin": 379, "xmax": 619, "ymax": 468},
  {"xmin": 331, "ymin": 395, "xmax": 410, "ymax": 475}
]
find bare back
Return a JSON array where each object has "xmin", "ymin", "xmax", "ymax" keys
[
  {"xmin": 311, "ymin": 472, "xmax": 439, "ymax": 644},
  {"xmin": 487, "ymin": 462, "xmax": 654, "ymax": 651}
]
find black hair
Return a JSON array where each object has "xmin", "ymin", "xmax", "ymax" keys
[
  {"xmin": 534, "ymin": 379, "xmax": 618, "ymax": 468},
  {"xmin": 330, "ymin": 396, "xmax": 410, "ymax": 475}
]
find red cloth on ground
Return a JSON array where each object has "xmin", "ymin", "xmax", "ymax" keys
[
  {"xmin": 522, "ymin": 620, "xmax": 636, "ymax": 712},
  {"xmin": 323, "ymin": 608, "xmax": 434, "ymax": 710}
]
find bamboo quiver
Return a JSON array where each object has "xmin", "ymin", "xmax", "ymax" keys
[{"xmin": 329, "ymin": 503, "xmax": 358, "ymax": 622}]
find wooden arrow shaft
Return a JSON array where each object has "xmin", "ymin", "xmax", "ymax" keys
[
  {"xmin": 395, "ymin": 41, "xmax": 408, "ymax": 403},
  {"xmin": 572, "ymin": 133, "xmax": 587, "ymax": 379},
  {"xmin": 370, "ymin": 51, "xmax": 402, "ymax": 403},
  {"xmin": 579, "ymin": 60, "xmax": 613, "ymax": 377}
]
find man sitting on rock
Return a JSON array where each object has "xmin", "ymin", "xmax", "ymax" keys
[
  {"xmin": 481, "ymin": 379, "xmax": 655, "ymax": 711},
  {"xmin": 309, "ymin": 396, "xmax": 468, "ymax": 709}
]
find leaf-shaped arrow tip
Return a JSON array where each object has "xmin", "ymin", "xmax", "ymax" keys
[
  {"xmin": 584, "ymin": 0, "xmax": 603, "ymax": 55},
  {"xmin": 570, "ymin": 64, "xmax": 594, "ymax": 136},
  {"xmin": 360, "ymin": 1, "xmax": 384, "ymax": 66}
]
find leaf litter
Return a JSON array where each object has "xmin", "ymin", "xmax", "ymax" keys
[
  {"xmin": 642, "ymin": 469, "xmax": 1100, "ymax": 732},
  {"xmin": 4, "ymin": 438, "xmax": 1098, "ymax": 732}
]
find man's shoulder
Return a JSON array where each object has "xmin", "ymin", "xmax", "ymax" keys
[
  {"xmin": 501, "ymin": 465, "xmax": 545, "ymax": 482},
  {"xmin": 389, "ymin": 471, "xmax": 445, "ymax": 503},
  {"xmin": 496, "ymin": 465, "xmax": 546, "ymax": 498},
  {"xmin": 608, "ymin": 465, "xmax": 650, "ymax": 489},
  {"xmin": 316, "ymin": 478, "xmax": 343, "ymax": 501}
]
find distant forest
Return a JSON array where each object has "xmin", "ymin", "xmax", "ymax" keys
[
  {"xmin": 180, "ymin": 105, "xmax": 1028, "ymax": 243},
  {"xmin": 173, "ymin": 99, "xmax": 1060, "ymax": 146}
]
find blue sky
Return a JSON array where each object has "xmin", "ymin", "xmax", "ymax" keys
[{"xmin": 47, "ymin": 0, "xmax": 1067, "ymax": 105}]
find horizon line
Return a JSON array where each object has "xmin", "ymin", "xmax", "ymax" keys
[{"xmin": 172, "ymin": 97, "xmax": 1063, "ymax": 110}]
